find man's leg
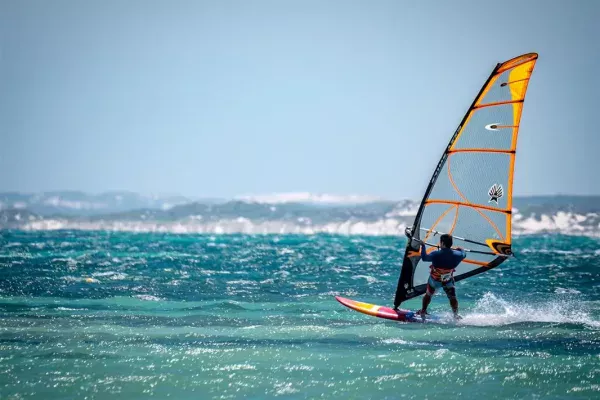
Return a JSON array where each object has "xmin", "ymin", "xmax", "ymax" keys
[
  {"xmin": 443, "ymin": 281, "xmax": 459, "ymax": 317},
  {"xmin": 419, "ymin": 277, "xmax": 436, "ymax": 314},
  {"xmin": 421, "ymin": 293, "xmax": 432, "ymax": 313}
]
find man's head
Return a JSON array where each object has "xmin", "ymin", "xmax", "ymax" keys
[{"xmin": 440, "ymin": 234, "xmax": 453, "ymax": 249}]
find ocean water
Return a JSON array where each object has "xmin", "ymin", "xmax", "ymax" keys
[{"xmin": 0, "ymin": 231, "xmax": 598, "ymax": 399}]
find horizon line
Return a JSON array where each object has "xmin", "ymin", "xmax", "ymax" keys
[{"xmin": 1, "ymin": 190, "xmax": 599, "ymax": 200}]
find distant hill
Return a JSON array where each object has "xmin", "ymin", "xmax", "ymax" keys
[{"xmin": 0, "ymin": 191, "xmax": 220, "ymax": 216}]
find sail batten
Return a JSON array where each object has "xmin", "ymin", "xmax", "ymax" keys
[
  {"xmin": 473, "ymin": 99, "xmax": 524, "ymax": 109},
  {"xmin": 448, "ymin": 149, "xmax": 516, "ymax": 154},
  {"xmin": 425, "ymin": 199, "xmax": 511, "ymax": 214},
  {"xmin": 393, "ymin": 53, "xmax": 538, "ymax": 307}
]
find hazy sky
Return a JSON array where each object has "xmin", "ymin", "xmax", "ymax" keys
[{"xmin": 1, "ymin": 0, "xmax": 598, "ymax": 198}]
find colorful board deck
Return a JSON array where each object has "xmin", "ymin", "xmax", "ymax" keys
[{"xmin": 335, "ymin": 296, "xmax": 440, "ymax": 323}]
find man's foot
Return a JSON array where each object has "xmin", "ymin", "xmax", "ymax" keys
[
  {"xmin": 453, "ymin": 313, "xmax": 462, "ymax": 320},
  {"xmin": 416, "ymin": 309, "xmax": 428, "ymax": 316}
]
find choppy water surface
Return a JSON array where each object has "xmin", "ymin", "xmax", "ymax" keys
[{"xmin": 0, "ymin": 231, "xmax": 598, "ymax": 399}]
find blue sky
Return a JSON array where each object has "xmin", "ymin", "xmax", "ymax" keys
[{"xmin": 1, "ymin": 0, "xmax": 598, "ymax": 198}]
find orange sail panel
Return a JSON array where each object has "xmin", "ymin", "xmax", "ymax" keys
[{"xmin": 394, "ymin": 53, "xmax": 537, "ymax": 307}]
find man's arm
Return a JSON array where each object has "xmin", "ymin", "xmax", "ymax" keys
[
  {"xmin": 454, "ymin": 247, "xmax": 467, "ymax": 260},
  {"xmin": 420, "ymin": 243, "xmax": 434, "ymax": 262}
]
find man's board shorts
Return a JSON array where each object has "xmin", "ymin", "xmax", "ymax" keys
[{"xmin": 426, "ymin": 272, "xmax": 455, "ymax": 297}]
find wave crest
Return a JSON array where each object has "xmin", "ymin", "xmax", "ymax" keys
[{"xmin": 460, "ymin": 292, "xmax": 599, "ymax": 328}]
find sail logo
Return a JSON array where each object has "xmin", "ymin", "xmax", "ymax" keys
[{"xmin": 488, "ymin": 184, "xmax": 503, "ymax": 203}]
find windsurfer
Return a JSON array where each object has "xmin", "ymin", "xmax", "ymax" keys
[{"xmin": 417, "ymin": 234, "xmax": 466, "ymax": 319}]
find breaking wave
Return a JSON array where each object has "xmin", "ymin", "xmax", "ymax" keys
[
  {"xmin": 459, "ymin": 292, "xmax": 600, "ymax": 328},
  {"xmin": 19, "ymin": 214, "xmax": 600, "ymax": 237}
]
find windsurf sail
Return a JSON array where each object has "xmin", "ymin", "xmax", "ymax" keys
[{"xmin": 394, "ymin": 53, "xmax": 538, "ymax": 307}]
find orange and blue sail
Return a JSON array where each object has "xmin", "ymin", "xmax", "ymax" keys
[{"xmin": 394, "ymin": 53, "xmax": 538, "ymax": 307}]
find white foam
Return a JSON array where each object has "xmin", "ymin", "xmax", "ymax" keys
[
  {"xmin": 521, "ymin": 248, "xmax": 583, "ymax": 255},
  {"xmin": 374, "ymin": 373, "xmax": 412, "ymax": 383},
  {"xmin": 554, "ymin": 287, "xmax": 581, "ymax": 294},
  {"xmin": 504, "ymin": 372, "xmax": 528, "ymax": 382},
  {"xmin": 63, "ymin": 276, "xmax": 100, "ymax": 283},
  {"xmin": 21, "ymin": 218, "xmax": 409, "ymax": 236},
  {"xmin": 277, "ymin": 248, "xmax": 295, "ymax": 255},
  {"xmin": 91, "ymin": 271, "xmax": 120, "ymax": 277},
  {"xmin": 134, "ymin": 294, "xmax": 162, "ymax": 301},
  {"xmin": 385, "ymin": 201, "xmax": 420, "ymax": 217},
  {"xmin": 226, "ymin": 280, "xmax": 256, "ymax": 285},
  {"xmin": 21, "ymin": 216, "xmax": 600, "ymax": 237},
  {"xmin": 273, "ymin": 382, "xmax": 299, "ymax": 395},
  {"xmin": 513, "ymin": 212, "xmax": 593, "ymax": 234},
  {"xmin": 460, "ymin": 292, "xmax": 599, "ymax": 328},
  {"xmin": 567, "ymin": 384, "xmax": 600, "ymax": 393},
  {"xmin": 351, "ymin": 275, "xmax": 382, "ymax": 284},
  {"xmin": 380, "ymin": 338, "xmax": 411, "ymax": 345},
  {"xmin": 14, "ymin": 205, "xmax": 600, "ymax": 238},
  {"xmin": 92, "ymin": 271, "xmax": 128, "ymax": 281}
]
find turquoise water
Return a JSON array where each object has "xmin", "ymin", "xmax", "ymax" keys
[{"xmin": 1, "ymin": 231, "xmax": 598, "ymax": 399}]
